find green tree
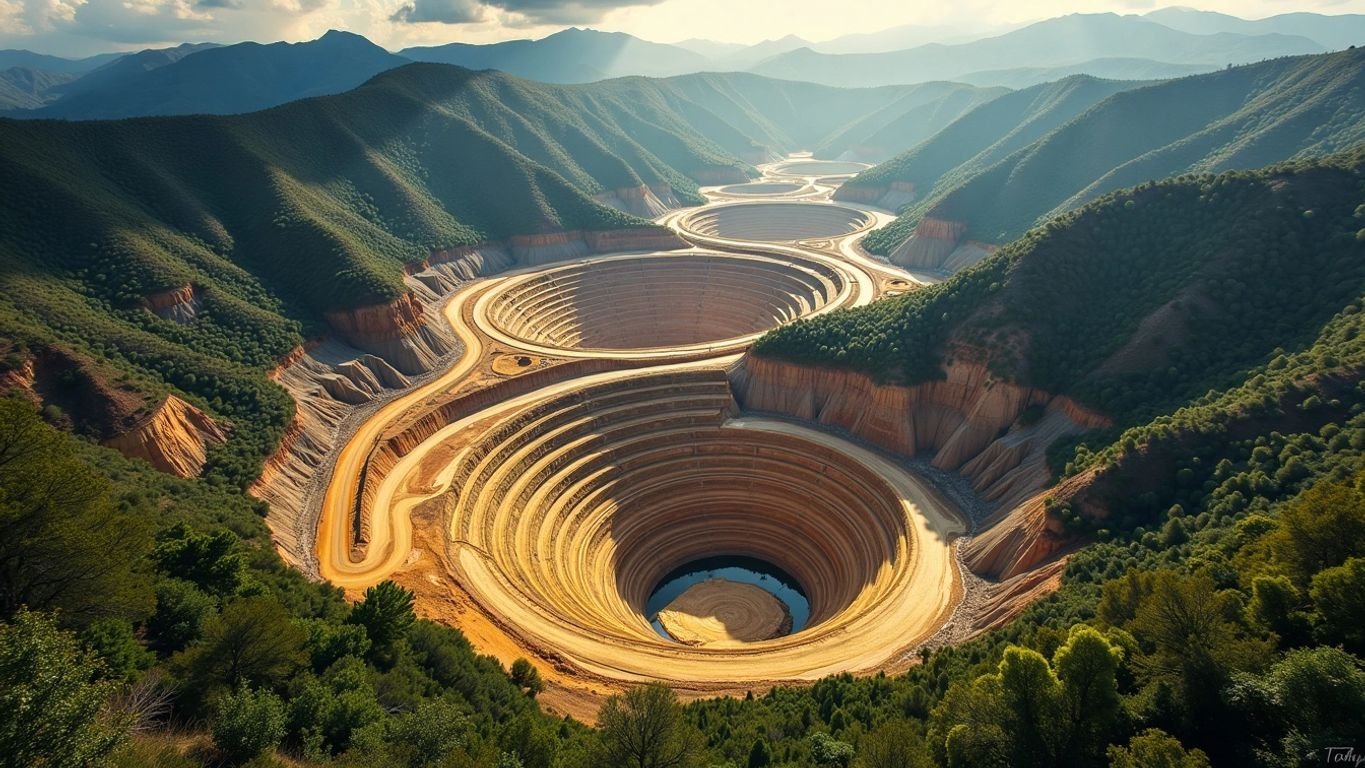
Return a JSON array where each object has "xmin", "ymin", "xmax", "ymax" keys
[
  {"xmin": 347, "ymin": 581, "xmax": 415, "ymax": 660},
  {"xmin": 80, "ymin": 619, "xmax": 155, "ymax": 682},
  {"xmin": 810, "ymin": 731, "xmax": 853, "ymax": 766},
  {"xmin": 0, "ymin": 400, "xmax": 153, "ymax": 625},
  {"xmin": 176, "ymin": 596, "xmax": 306, "ymax": 699},
  {"xmin": 349, "ymin": 697, "xmax": 469, "ymax": 768},
  {"xmin": 1269, "ymin": 477, "xmax": 1365, "ymax": 585},
  {"xmin": 857, "ymin": 720, "xmax": 932, "ymax": 768},
  {"xmin": 0, "ymin": 610, "xmax": 131, "ymax": 767},
  {"xmin": 147, "ymin": 578, "xmax": 216, "ymax": 653},
  {"xmin": 151, "ymin": 524, "xmax": 252, "ymax": 599},
  {"xmin": 1245, "ymin": 575, "xmax": 1311, "ymax": 647},
  {"xmin": 594, "ymin": 684, "xmax": 707, "ymax": 768},
  {"xmin": 1310, "ymin": 557, "xmax": 1365, "ymax": 653},
  {"xmin": 1118, "ymin": 571, "xmax": 1271, "ymax": 728},
  {"xmin": 747, "ymin": 738, "xmax": 772, "ymax": 768},
  {"xmin": 212, "ymin": 686, "xmax": 286, "ymax": 765},
  {"xmin": 1106, "ymin": 729, "xmax": 1211, "ymax": 768},
  {"xmin": 1051, "ymin": 626, "xmax": 1124, "ymax": 759},
  {"xmin": 510, "ymin": 658, "xmax": 544, "ymax": 697},
  {"xmin": 997, "ymin": 646, "xmax": 1063, "ymax": 766}
]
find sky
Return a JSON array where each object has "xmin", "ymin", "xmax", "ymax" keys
[{"xmin": 3, "ymin": 0, "xmax": 1365, "ymax": 58}]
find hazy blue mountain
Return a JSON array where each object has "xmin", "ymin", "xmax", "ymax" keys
[
  {"xmin": 652, "ymin": 72, "xmax": 1004, "ymax": 162},
  {"xmin": 672, "ymin": 38, "xmax": 746, "ymax": 59},
  {"xmin": 45, "ymin": 42, "xmax": 219, "ymax": 102},
  {"xmin": 839, "ymin": 75, "xmax": 1150, "ymax": 212},
  {"xmin": 400, "ymin": 28, "xmax": 708, "ymax": 83},
  {"xmin": 1146, "ymin": 7, "xmax": 1365, "ymax": 50},
  {"xmin": 27, "ymin": 31, "xmax": 407, "ymax": 120},
  {"xmin": 0, "ymin": 67, "xmax": 76, "ymax": 110},
  {"xmin": 0, "ymin": 49, "xmax": 121, "ymax": 75},
  {"xmin": 813, "ymin": 81, "xmax": 1008, "ymax": 161},
  {"xmin": 750, "ymin": 13, "xmax": 1323, "ymax": 87},
  {"xmin": 955, "ymin": 58, "xmax": 1215, "ymax": 89},
  {"xmin": 814, "ymin": 21, "xmax": 1017, "ymax": 54}
]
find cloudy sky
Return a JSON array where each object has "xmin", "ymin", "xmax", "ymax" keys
[{"xmin": 3, "ymin": 0, "xmax": 1364, "ymax": 57}]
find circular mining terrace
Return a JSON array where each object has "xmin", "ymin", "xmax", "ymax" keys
[
  {"xmin": 678, "ymin": 202, "xmax": 874, "ymax": 243},
  {"xmin": 478, "ymin": 252, "xmax": 851, "ymax": 355},
  {"xmin": 311, "ymin": 172, "xmax": 958, "ymax": 714}
]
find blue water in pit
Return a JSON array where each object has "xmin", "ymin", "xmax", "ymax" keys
[{"xmin": 645, "ymin": 556, "xmax": 810, "ymax": 641}]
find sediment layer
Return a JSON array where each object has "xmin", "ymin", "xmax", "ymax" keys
[
  {"xmin": 105, "ymin": 394, "xmax": 226, "ymax": 478},
  {"xmin": 730, "ymin": 353, "xmax": 1109, "ymax": 575}
]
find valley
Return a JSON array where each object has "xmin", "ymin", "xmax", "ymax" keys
[{"xmin": 1, "ymin": 15, "xmax": 1363, "ymax": 764}]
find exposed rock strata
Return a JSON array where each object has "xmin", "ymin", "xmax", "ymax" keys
[
  {"xmin": 143, "ymin": 283, "xmax": 202, "ymax": 324},
  {"xmin": 889, "ymin": 217, "xmax": 968, "ymax": 270},
  {"xmin": 104, "ymin": 395, "xmax": 226, "ymax": 477},
  {"xmin": 836, "ymin": 181, "xmax": 916, "ymax": 211},
  {"xmin": 325, "ymin": 293, "xmax": 456, "ymax": 377},
  {"xmin": 730, "ymin": 354, "xmax": 1109, "ymax": 580},
  {"xmin": 592, "ymin": 184, "xmax": 675, "ymax": 219}
]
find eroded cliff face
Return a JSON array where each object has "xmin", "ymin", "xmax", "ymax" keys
[
  {"xmin": 730, "ymin": 353, "xmax": 1109, "ymax": 587},
  {"xmin": 324, "ymin": 293, "xmax": 456, "ymax": 377},
  {"xmin": 889, "ymin": 217, "xmax": 967, "ymax": 270},
  {"xmin": 104, "ymin": 395, "xmax": 227, "ymax": 477},
  {"xmin": 143, "ymin": 283, "xmax": 202, "ymax": 324},
  {"xmin": 836, "ymin": 181, "xmax": 916, "ymax": 211},
  {"xmin": 592, "ymin": 185, "xmax": 675, "ymax": 219}
]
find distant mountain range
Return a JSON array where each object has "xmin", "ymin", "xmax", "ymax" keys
[
  {"xmin": 1, "ymin": 8, "xmax": 1359, "ymax": 119},
  {"xmin": 842, "ymin": 48, "xmax": 1365, "ymax": 271},
  {"xmin": 1143, "ymin": 7, "xmax": 1365, "ymax": 50},
  {"xmin": 749, "ymin": 13, "xmax": 1326, "ymax": 88}
]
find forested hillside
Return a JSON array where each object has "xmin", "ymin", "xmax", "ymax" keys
[
  {"xmin": 736, "ymin": 148, "xmax": 1365, "ymax": 766},
  {"xmin": 838, "ymin": 75, "xmax": 1144, "ymax": 212},
  {"xmin": 0, "ymin": 61, "xmax": 757, "ymax": 489},
  {"xmin": 856, "ymin": 48, "xmax": 1365, "ymax": 263}
]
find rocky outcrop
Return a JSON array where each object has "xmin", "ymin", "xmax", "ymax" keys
[
  {"xmin": 405, "ymin": 244, "xmax": 517, "ymax": 299},
  {"xmin": 964, "ymin": 468, "xmax": 1101, "ymax": 580},
  {"xmin": 592, "ymin": 185, "xmax": 674, "ymax": 219},
  {"xmin": 730, "ymin": 354, "xmax": 1110, "ymax": 576},
  {"xmin": 836, "ymin": 181, "xmax": 916, "ymax": 211},
  {"xmin": 324, "ymin": 293, "xmax": 456, "ymax": 377},
  {"xmin": 889, "ymin": 217, "xmax": 968, "ymax": 270},
  {"xmin": 582, "ymin": 228, "xmax": 687, "ymax": 253},
  {"xmin": 104, "ymin": 395, "xmax": 226, "ymax": 477},
  {"xmin": 143, "ymin": 283, "xmax": 202, "ymax": 324}
]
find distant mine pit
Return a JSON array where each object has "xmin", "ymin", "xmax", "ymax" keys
[
  {"xmin": 679, "ymin": 202, "xmax": 873, "ymax": 242},
  {"xmin": 774, "ymin": 160, "xmax": 870, "ymax": 176}
]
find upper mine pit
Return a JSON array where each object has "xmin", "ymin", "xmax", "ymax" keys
[
  {"xmin": 773, "ymin": 160, "xmax": 870, "ymax": 176},
  {"xmin": 716, "ymin": 181, "xmax": 806, "ymax": 196},
  {"xmin": 479, "ymin": 252, "xmax": 850, "ymax": 354},
  {"xmin": 679, "ymin": 202, "xmax": 873, "ymax": 242}
]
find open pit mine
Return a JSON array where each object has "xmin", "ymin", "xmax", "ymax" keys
[{"xmin": 253, "ymin": 158, "xmax": 1086, "ymax": 719}]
